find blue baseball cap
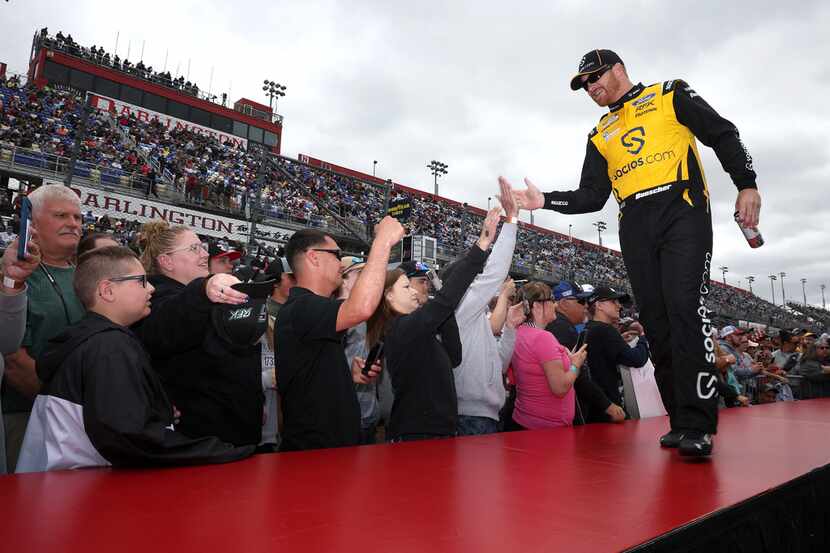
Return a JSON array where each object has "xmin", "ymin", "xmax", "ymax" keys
[{"xmin": 552, "ymin": 281, "xmax": 592, "ymax": 301}]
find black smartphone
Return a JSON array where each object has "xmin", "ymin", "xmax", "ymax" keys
[
  {"xmin": 362, "ymin": 342, "xmax": 384, "ymax": 376},
  {"xmin": 573, "ymin": 330, "xmax": 587, "ymax": 352},
  {"xmin": 231, "ymin": 280, "xmax": 275, "ymax": 299},
  {"xmin": 18, "ymin": 196, "xmax": 32, "ymax": 260}
]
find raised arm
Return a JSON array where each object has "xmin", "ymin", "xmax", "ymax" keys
[{"xmin": 336, "ymin": 216, "xmax": 404, "ymax": 332}]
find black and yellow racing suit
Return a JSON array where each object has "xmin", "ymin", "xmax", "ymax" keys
[{"xmin": 543, "ymin": 80, "xmax": 757, "ymax": 434}]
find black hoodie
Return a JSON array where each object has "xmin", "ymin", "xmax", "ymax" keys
[{"xmin": 16, "ymin": 312, "xmax": 253, "ymax": 473}]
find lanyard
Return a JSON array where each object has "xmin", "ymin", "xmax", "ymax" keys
[{"xmin": 39, "ymin": 263, "xmax": 73, "ymax": 325}]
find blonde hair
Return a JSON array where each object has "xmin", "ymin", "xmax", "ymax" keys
[{"xmin": 139, "ymin": 220, "xmax": 191, "ymax": 275}]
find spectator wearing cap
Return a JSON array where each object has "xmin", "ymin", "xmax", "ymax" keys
[
  {"xmin": 256, "ymin": 257, "xmax": 294, "ymax": 452},
  {"xmin": 398, "ymin": 260, "xmax": 431, "ymax": 306},
  {"xmin": 451, "ymin": 184, "xmax": 522, "ymax": 436},
  {"xmin": 584, "ymin": 286, "xmax": 650, "ymax": 422},
  {"xmin": 336, "ymin": 255, "xmax": 381, "ymax": 444},
  {"xmin": 547, "ymin": 281, "xmax": 626, "ymax": 424},
  {"xmin": 717, "ymin": 326, "xmax": 760, "ymax": 395},
  {"xmin": 509, "ymin": 282, "xmax": 588, "ymax": 431},
  {"xmin": 793, "ymin": 340, "xmax": 830, "ymax": 378},
  {"xmin": 208, "ymin": 242, "xmax": 242, "ymax": 275},
  {"xmin": 276, "ymin": 218, "xmax": 403, "ymax": 452}
]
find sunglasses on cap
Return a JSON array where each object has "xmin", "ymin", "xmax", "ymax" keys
[{"xmin": 581, "ymin": 65, "xmax": 610, "ymax": 90}]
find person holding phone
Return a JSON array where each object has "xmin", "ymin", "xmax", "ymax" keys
[
  {"xmin": 509, "ymin": 282, "xmax": 588, "ymax": 431},
  {"xmin": 366, "ymin": 208, "xmax": 501, "ymax": 443},
  {"xmin": 1, "ymin": 236, "xmax": 42, "ymax": 473},
  {"xmin": 3, "ymin": 184, "xmax": 85, "ymax": 473},
  {"xmin": 546, "ymin": 281, "xmax": 626, "ymax": 424}
]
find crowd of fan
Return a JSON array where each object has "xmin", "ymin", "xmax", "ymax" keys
[
  {"xmin": 2, "ymin": 183, "xmax": 828, "ymax": 476},
  {"xmin": 37, "ymin": 28, "xmax": 203, "ymax": 98},
  {"xmin": 1, "ymin": 76, "xmax": 155, "ymax": 190}
]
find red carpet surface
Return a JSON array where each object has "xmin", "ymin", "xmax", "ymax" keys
[{"xmin": 1, "ymin": 399, "xmax": 828, "ymax": 553}]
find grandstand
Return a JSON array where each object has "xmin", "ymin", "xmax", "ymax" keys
[{"xmin": 1, "ymin": 29, "xmax": 827, "ymax": 335}]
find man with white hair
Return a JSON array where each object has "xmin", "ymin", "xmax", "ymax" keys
[{"xmin": 2, "ymin": 184, "xmax": 85, "ymax": 472}]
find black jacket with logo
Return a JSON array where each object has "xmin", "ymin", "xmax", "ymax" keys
[{"xmin": 133, "ymin": 275, "xmax": 263, "ymax": 446}]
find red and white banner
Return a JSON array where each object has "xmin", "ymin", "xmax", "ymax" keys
[
  {"xmin": 48, "ymin": 181, "xmax": 294, "ymax": 244},
  {"xmin": 89, "ymin": 93, "xmax": 248, "ymax": 149}
]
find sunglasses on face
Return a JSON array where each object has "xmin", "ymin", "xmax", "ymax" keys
[
  {"xmin": 562, "ymin": 297, "xmax": 587, "ymax": 305},
  {"xmin": 581, "ymin": 65, "xmax": 610, "ymax": 90},
  {"xmin": 109, "ymin": 274, "xmax": 148, "ymax": 288},
  {"xmin": 312, "ymin": 248, "xmax": 343, "ymax": 260}
]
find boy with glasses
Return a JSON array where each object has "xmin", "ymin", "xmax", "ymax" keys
[{"xmin": 16, "ymin": 247, "xmax": 253, "ymax": 472}]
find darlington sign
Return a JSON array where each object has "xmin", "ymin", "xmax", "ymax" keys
[
  {"xmin": 88, "ymin": 93, "xmax": 248, "ymax": 149},
  {"xmin": 50, "ymin": 181, "xmax": 295, "ymax": 244}
]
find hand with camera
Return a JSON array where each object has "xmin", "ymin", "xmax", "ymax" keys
[
  {"xmin": 351, "ymin": 356, "xmax": 382, "ymax": 385},
  {"xmin": 2, "ymin": 234, "xmax": 41, "ymax": 293},
  {"xmin": 569, "ymin": 343, "xmax": 588, "ymax": 371}
]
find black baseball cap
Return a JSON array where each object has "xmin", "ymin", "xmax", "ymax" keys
[
  {"xmin": 589, "ymin": 285, "xmax": 631, "ymax": 305},
  {"xmin": 569, "ymin": 49, "xmax": 624, "ymax": 91},
  {"xmin": 208, "ymin": 241, "xmax": 242, "ymax": 262},
  {"xmin": 399, "ymin": 260, "xmax": 429, "ymax": 278}
]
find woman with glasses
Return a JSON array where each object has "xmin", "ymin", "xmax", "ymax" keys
[
  {"xmin": 133, "ymin": 221, "xmax": 264, "ymax": 447},
  {"xmin": 508, "ymin": 282, "xmax": 587, "ymax": 431}
]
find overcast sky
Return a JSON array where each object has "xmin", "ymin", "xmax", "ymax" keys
[{"xmin": 2, "ymin": 0, "xmax": 829, "ymax": 307}]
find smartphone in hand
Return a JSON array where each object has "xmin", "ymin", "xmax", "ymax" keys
[
  {"xmin": 362, "ymin": 342, "xmax": 384, "ymax": 376},
  {"xmin": 18, "ymin": 197, "xmax": 33, "ymax": 260}
]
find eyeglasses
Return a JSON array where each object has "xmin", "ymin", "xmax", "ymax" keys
[
  {"xmin": 109, "ymin": 274, "xmax": 148, "ymax": 288},
  {"xmin": 581, "ymin": 65, "xmax": 610, "ymax": 90},
  {"xmin": 561, "ymin": 297, "xmax": 587, "ymax": 305},
  {"xmin": 311, "ymin": 248, "xmax": 343, "ymax": 260},
  {"xmin": 165, "ymin": 242, "xmax": 208, "ymax": 255}
]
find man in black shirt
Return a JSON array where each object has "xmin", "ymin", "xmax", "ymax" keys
[
  {"xmin": 275, "ymin": 217, "xmax": 404, "ymax": 451},
  {"xmin": 546, "ymin": 281, "xmax": 626, "ymax": 424},
  {"xmin": 584, "ymin": 286, "xmax": 650, "ymax": 421}
]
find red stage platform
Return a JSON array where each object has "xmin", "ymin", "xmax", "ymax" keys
[{"xmin": 1, "ymin": 400, "xmax": 829, "ymax": 552}]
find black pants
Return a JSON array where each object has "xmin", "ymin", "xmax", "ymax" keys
[{"xmin": 619, "ymin": 189, "xmax": 718, "ymax": 434}]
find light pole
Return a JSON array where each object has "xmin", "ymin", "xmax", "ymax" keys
[
  {"xmin": 779, "ymin": 272, "xmax": 787, "ymax": 305},
  {"xmin": 262, "ymin": 80, "xmax": 287, "ymax": 112},
  {"xmin": 821, "ymin": 284, "xmax": 826, "ymax": 309},
  {"xmin": 592, "ymin": 220, "xmax": 607, "ymax": 247},
  {"xmin": 747, "ymin": 276, "xmax": 755, "ymax": 295},
  {"xmin": 768, "ymin": 274, "xmax": 777, "ymax": 305},
  {"xmin": 487, "ymin": 196, "xmax": 492, "ymax": 209},
  {"xmin": 373, "ymin": 160, "xmax": 378, "ymax": 177},
  {"xmin": 568, "ymin": 224, "xmax": 573, "ymax": 242},
  {"xmin": 718, "ymin": 266, "xmax": 729, "ymax": 286},
  {"xmin": 427, "ymin": 160, "xmax": 448, "ymax": 196},
  {"xmin": 801, "ymin": 278, "xmax": 807, "ymax": 305}
]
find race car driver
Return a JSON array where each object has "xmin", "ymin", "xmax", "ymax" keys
[{"xmin": 507, "ymin": 49, "xmax": 762, "ymax": 457}]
